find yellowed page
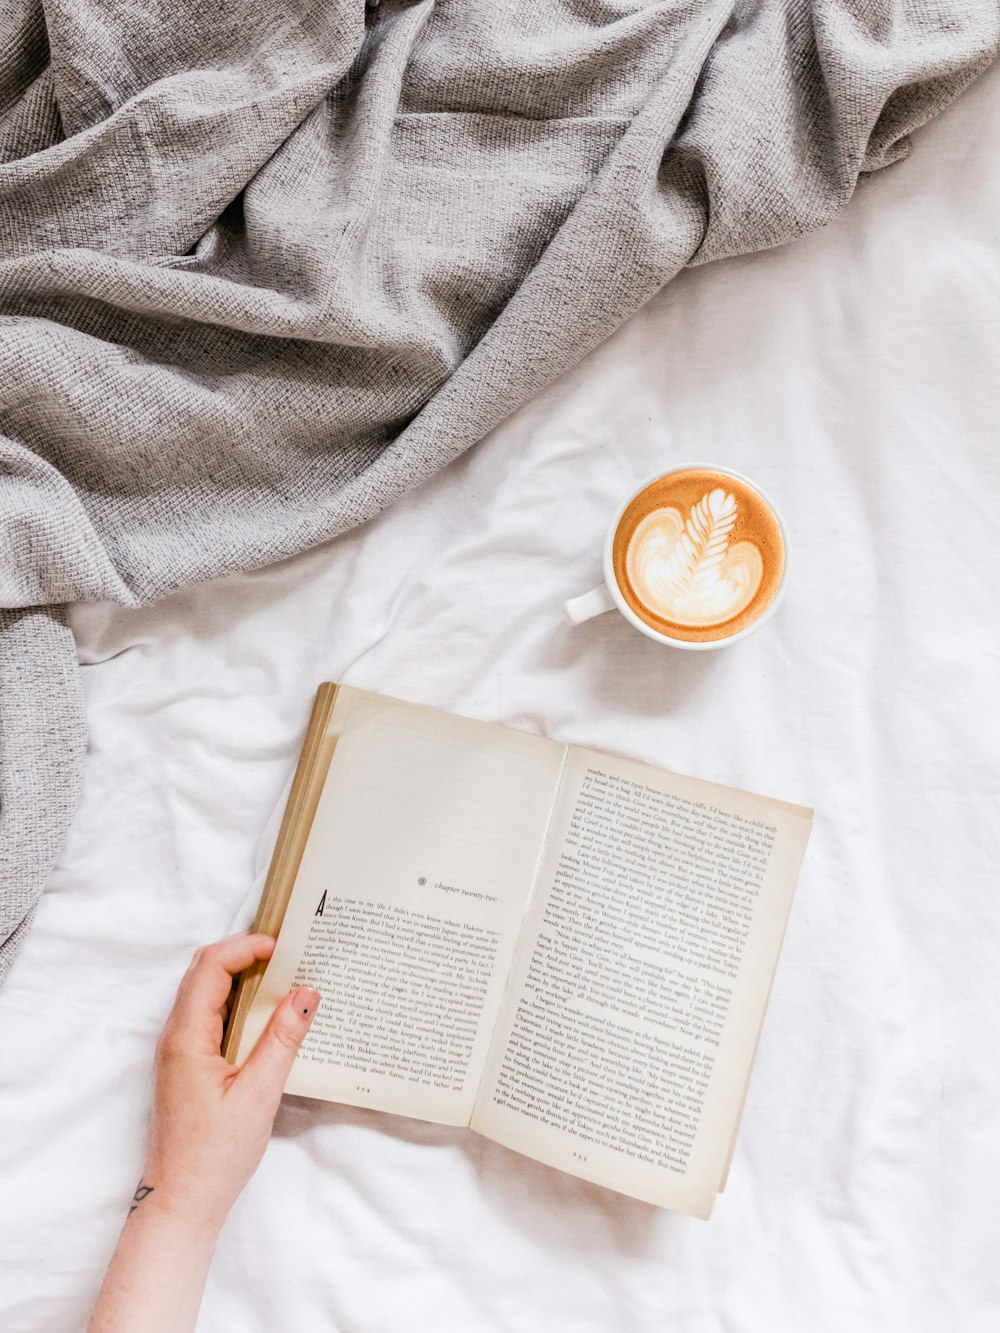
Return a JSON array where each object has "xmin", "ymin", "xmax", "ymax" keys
[
  {"xmin": 717, "ymin": 973, "xmax": 777, "ymax": 1193},
  {"xmin": 234, "ymin": 688, "xmax": 567, "ymax": 1127},
  {"xmin": 471, "ymin": 748, "xmax": 812, "ymax": 1218}
]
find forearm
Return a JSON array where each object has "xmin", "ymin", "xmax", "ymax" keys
[
  {"xmin": 87, "ymin": 936, "xmax": 318, "ymax": 1330},
  {"xmin": 87, "ymin": 1186, "xmax": 221, "ymax": 1333}
]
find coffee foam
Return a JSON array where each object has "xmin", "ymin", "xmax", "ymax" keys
[{"xmin": 612, "ymin": 469, "xmax": 785, "ymax": 643}]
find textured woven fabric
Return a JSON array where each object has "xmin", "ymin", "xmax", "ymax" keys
[{"xmin": 0, "ymin": 1, "xmax": 997, "ymax": 978}]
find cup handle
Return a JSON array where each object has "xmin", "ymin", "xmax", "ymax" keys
[{"xmin": 563, "ymin": 585, "xmax": 617, "ymax": 625}]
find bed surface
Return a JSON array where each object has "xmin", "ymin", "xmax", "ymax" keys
[{"xmin": 1, "ymin": 63, "xmax": 998, "ymax": 1333}]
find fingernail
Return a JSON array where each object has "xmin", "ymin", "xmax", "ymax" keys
[{"xmin": 291, "ymin": 986, "xmax": 320, "ymax": 1017}]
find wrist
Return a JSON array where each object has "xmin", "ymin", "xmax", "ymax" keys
[
  {"xmin": 135, "ymin": 1168, "xmax": 231, "ymax": 1240},
  {"xmin": 89, "ymin": 1175, "xmax": 222, "ymax": 1333}
]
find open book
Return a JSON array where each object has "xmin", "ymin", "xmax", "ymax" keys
[{"xmin": 224, "ymin": 684, "xmax": 812, "ymax": 1219}]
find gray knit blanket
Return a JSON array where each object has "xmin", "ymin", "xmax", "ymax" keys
[{"xmin": 1, "ymin": 1, "xmax": 996, "ymax": 978}]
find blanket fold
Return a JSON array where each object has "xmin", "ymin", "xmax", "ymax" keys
[{"xmin": 1, "ymin": 0, "xmax": 996, "ymax": 977}]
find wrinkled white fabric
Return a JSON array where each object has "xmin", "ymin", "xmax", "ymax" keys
[
  {"xmin": 4, "ymin": 0, "xmax": 999, "ymax": 973},
  {"xmin": 0, "ymin": 62, "xmax": 998, "ymax": 1333}
]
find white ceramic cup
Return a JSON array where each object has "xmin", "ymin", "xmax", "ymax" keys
[{"xmin": 562, "ymin": 464, "xmax": 789, "ymax": 651}]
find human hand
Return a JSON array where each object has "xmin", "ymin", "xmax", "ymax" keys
[
  {"xmin": 141, "ymin": 932, "xmax": 320, "ymax": 1233},
  {"xmin": 88, "ymin": 934, "xmax": 319, "ymax": 1332}
]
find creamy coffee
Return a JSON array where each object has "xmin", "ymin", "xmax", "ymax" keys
[{"xmin": 611, "ymin": 468, "xmax": 785, "ymax": 643}]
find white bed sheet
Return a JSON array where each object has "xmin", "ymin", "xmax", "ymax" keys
[{"xmin": 2, "ymin": 63, "xmax": 999, "ymax": 1333}]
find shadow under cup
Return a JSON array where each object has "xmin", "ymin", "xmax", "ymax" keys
[{"xmin": 607, "ymin": 467, "xmax": 788, "ymax": 649}]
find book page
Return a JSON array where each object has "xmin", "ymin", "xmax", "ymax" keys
[
  {"xmin": 471, "ymin": 748, "xmax": 812, "ymax": 1218},
  {"xmin": 234, "ymin": 688, "xmax": 567, "ymax": 1127}
]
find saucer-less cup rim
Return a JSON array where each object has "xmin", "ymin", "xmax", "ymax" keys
[{"xmin": 563, "ymin": 463, "xmax": 789, "ymax": 651}]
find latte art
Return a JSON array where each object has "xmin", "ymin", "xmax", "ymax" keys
[
  {"xmin": 626, "ymin": 488, "xmax": 763, "ymax": 628},
  {"xmin": 611, "ymin": 467, "xmax": 785, "ymax": 644}
]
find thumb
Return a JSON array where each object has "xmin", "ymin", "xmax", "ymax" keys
[{"xmin": 238, "ymin": 986, "xmax": 321, "ymax": 1104}]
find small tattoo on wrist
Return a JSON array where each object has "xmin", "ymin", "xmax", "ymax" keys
[{"xmin": 128, "ymin": 1181, "xmax": 155, "ymax": 1216}]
